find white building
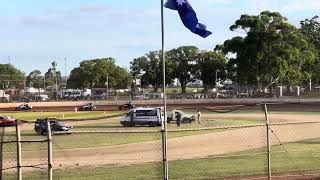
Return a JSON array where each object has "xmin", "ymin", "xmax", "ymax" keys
[{"xmin": 24, "ymin": 87, "xmax": 45, "ymax": 94}]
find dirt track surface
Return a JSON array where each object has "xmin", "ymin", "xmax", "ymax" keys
[
  {"xmin": 12, "ymin": 113, "xmax": 320, "ymax": 169},
  {"xmin": 203, "ymin": 113, "xmax": 320, "ymax": 123},
  {"xmin": 2, "ymin": 99, "xmax": 320, "ymax": 112}
]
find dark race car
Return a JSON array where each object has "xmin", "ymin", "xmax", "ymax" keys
[
  {"xmin": 0, "ymin": 115, "xmax": 17, "ymax": 127},
  {"xmin": 79, "ymin": 103, "xmax": 96, "ymax": 111},
  {"xmin": 16, "ymin": 104, "xmax": 32, "ymax": 111},
  {"xmin": 19, "ymin": 97, "xmax": 32, "ymax": 103},
  {"xmin": 119, "ymin": 102, "xmax": 135, "ymax": 110},
  {"xmin": 34, "ymin": 118, "xmax": 73, "ymax": 135}
]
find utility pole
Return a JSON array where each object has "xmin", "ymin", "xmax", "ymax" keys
[
  {"xmin": 65, "ymin": 58, "xmax": 67, "ymax": 85},
  {"xmin": 44, "ymin": 75, "xmax": 46, "ymax": 94},
  {"xmin": 106, "ymin": 74, "xmax": 109, "ymax": 99},
  {"xmin": 52, "ymin": 61, "xmax": 58, "ymax": 100},
  {"xmin": 215, "ymin": 70, "xmax": 218, "ymax": 88}
]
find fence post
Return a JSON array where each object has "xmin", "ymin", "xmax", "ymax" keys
[
  {"xmin": 46, "ymin": 120, "xmax": 53, "ymax": 180},
  {"xmin": 15, "ymin": 120, "xmax": 22, "ymax": 180},
  {"xmin": 263, "ymin": 104, "xmax": 272, "ymax": 180}
]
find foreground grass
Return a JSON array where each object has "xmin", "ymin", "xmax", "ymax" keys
[{"xmin": 5, "ymin": 138, "xmax": 320, "ymax": 180}]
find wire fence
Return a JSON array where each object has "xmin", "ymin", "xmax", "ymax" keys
[
  {"xmin": 1, "ymin": 103, "xmax": 320, "ymax": 179},
  {"xmin": 1, "ymin": 126, "xmax": 18, "ymax": 180}
]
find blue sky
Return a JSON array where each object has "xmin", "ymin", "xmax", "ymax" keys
[{"xmin": 0, "ymin": 0, "xmax": 319, "ymax": 75}]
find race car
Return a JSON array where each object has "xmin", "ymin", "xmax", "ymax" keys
[
  {"xmin": 34, "ymin": 118, "xmax": 73, "ymax": 135},
  {"xmin": 16, "ymin": 104, "xmax": 32, "ymax": 111},
  {"xmin": 79, "ymin": 103, "xmax": 96, "ymax": 111},
  {"xmin": 119, "ymin": 102, "xmax": 135, "ymax": 110}
]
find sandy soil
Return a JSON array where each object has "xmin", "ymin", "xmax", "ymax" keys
[{"xmin": 203, "ymin": 113, "xmax": 320, "ymax": 123}]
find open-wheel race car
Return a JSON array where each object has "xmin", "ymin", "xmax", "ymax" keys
[
  {"xmin": 119, "ymin": 102, "xmax": 135, "ymax": 110},
  {"xmin": 79, "ymin": 103, "xmax": 96, "ymax": 111},
  {"xmin": 16, "ymin": 104, "xmax": 32, "ymax": 111}
]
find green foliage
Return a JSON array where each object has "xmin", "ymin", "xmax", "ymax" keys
[
  {"xmin": 130, "ymin": 51, "xmax": 174, "ymax": 92},
  {"xmin": 26, "ymin": 70, "xmax": 44, "ymax": 89},
  {"xmin": 167, "ymin": 46, "xmax": 199, "ymax": 93},
  {"xmin": 198, "ymin": 51, "xmax": 227, "ymax": 90},
  {"xmin": 0, "ymin": 64, "xmax": 24, "ymax": 89},
  {"xmin": 300, "ymin": 15, "xmax": 320, "ymax": 84},
  {"xmin": 67, "ymin": 58, "xmax": 132, "ymax": 89},
  {"xmin": 222, "ymin": 11, "xmax": 316, "ymax": 89},
  {"xmin": 300, "ymin": 16, "xmax": 320, "ymax": 50},
  {"xmin": 45, "ymin": 61, "xmax": 62, "ymax": 87}
]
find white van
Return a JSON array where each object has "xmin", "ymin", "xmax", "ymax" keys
[{"xmin": 120, "ymin": 107, "xmax": 163, "ymax": 127}]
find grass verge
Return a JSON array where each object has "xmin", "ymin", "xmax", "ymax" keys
[{"xmin": 5, "ymin": 138, "xmax": 320, "ymax": 180}]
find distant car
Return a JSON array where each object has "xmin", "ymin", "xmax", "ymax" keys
[
  {"xmin": 79, "ymin": 103, "xmax": 96, "ymax": 111},
  {"xmin": 167, "ymin": 110, "xmax": 195, "ymax": 123},
  {"xmin": 0, "ymin": 115, "xmax": 17, "ymax": 127},
  {"xmin": 119, "ymin": 102, "xmax": 135, "ymax": 110},
  {"xmin": 34, "ymin": 118, "xmax": 73, "ymax": 135},
  {"xmin": 16, "ymin": 104, "xmax": 32, "ymax": 111},
  {"xmin": 19, "ymin": 97, "xmax": 32, "ymax": 103}
]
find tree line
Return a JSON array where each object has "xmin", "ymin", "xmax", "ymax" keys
[
  {"xmin": 1, "ymin": 11, "xmax": 319, "ymax": 95},
  {"xmin": 130, "ymin": 12, "xmax": 319, "ymax": 93},
  {"xmin": 0, "ymin": 61, "xmax": 63, "ymax": 90}
]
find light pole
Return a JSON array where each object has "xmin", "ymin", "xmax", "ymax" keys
[
  {"xmin": 52, "ymin": 61, "xmax": 58, "ymax": 100},
  {"xmin": 215, "ymin": 70, "xmax": 219, "ymax": 88},
  {"xmin": 64, "ymin": 58, "xmax": 67, "ymax": 86},
  {"xmin": 106, "ymin": 74, "xmax": 109, "ymax": 99},
  {"xmin": 43, "ymin": 75, "xmax": 46, "ymax": 95}
]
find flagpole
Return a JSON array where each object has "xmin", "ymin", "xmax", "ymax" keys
[{"xmin": 161, "ymin": 0, "xmax": 169, "ymax": 179}]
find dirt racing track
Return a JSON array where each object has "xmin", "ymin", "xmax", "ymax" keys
[
  {"xmin": 17, "ymin": 113, "xmax": 320, "ymax": 168},
  {"xmin": 2, "ymin": 98, "xmax": 320, "ymax": 112}
]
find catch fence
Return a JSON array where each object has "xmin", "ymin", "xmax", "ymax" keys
[{"xmin": 1, "ymin": 103, "xmax": 320, "ymax": 179}]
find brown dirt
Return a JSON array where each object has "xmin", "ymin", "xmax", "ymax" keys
[
  {"xmin": 9, "ymin": 113, "xmax": 319, "ymax": 168},
  {"xmin": 202, "ymin": 113, "xmax": 320, "ymax": 123}
]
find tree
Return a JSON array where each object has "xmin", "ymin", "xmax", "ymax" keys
[
  {"xmin": 166, "ymin": 46, "xmax": 199, "ymax": 93},
  {"xmin": 300, "ymin": 16, "xmax": 320, "ymax": 50},
  {"xmin": 130, "ymin": 51, "xmax": 174, "ymax": 92},
  {"xmin": 67, "ymin": 58, "xmax": 132, "ymax": 90},
  {"xmin": 26, "ymin": 70, "xmax": 44, "ymax": 90},
  {"xmin": 222, "ymin": 11, "xmax": 316, "ymax": 91},
  {"xmin": 0, "ymin": 64, "xmax": 25, "ymax": 89},
  {"xmin": 300, "ymin": 16, "xmax": 320, "ymax": 85},
  {"xmin": 198, "ymin": 51, "xmax": 227, "ymax": 90},
  {"xmin": 45, "ymin": 61, "xmax": 62, "ymax": 87},
  {"xmin": 67, "ymin": 67, "xmax": 86, "ymax": 89}
]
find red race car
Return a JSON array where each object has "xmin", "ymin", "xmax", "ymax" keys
[{"xmin": 0, "ymin": 115, "xmax": 17, "ymax": 127}]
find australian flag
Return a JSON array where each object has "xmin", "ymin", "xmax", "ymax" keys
[{"xmin": 165, "ymin": 0, "xmax": 212, "ymax": 38}]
